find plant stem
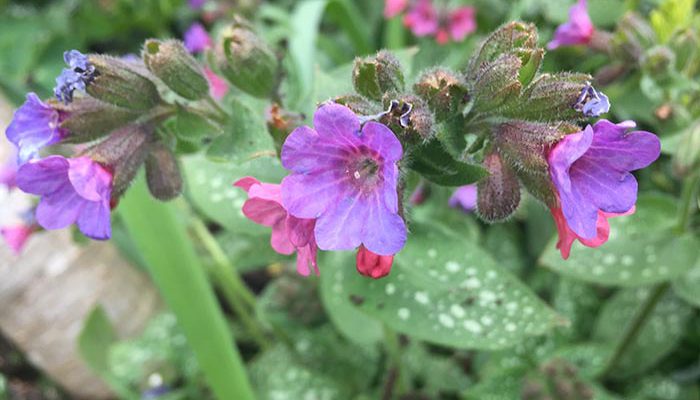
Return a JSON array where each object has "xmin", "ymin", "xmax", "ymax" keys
[
  {"xmin": 191, "ymin": 218, "xmax": 271, "ymax": 350},
  {"xmin": 601, "ymin": 282, "xmax": 670, "ymax": 378},
  {"xmin": 382, "ymin": 326, "xmax": 407, "ymax": 398},
  {"xmin": 675, "ymin": 173, "xmax": 700, "ymax": 233}
]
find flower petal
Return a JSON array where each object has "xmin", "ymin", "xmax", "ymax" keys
[
  {"xmin": 16, "ymin": 156, "xmax": 70, "ymax": 195},
  {"xmin": 35, "ymin": 184, "xmax": 83, "ymax": 230},
  {"xmin": 77, "ymin": 200, "xmax": 112, "ymax": 240},
  {"xmin": 68, "ymin": 157, "xmax": 112, "ymax": 202},
  {"xmin": 314, "ymin": 190, "xmax": 368, "ymax": 251},
  {"xmin": 281, "ymin": 126, "xmax": 348, "ymax": 174},
  {"xmin": 361, "ymin": 121, "xmax": 403, "ymax": 163},
  {"xmin": 586, "ymin": 120, "xmax": 661, "ymax": 171},
  {"xmin": 281, "ymin": 171, "xmax": 347, "ymax": 219},
  {"xmin": 361, "ymin": 192, "xmax": 407, "ymax": 255},
  {"xmin": 312, "ymin": 103, "xmax": 361, "ymax": 142},
  {"xmin": 270, "ymin": 218, "xmax": 295, "ymax": 255}
]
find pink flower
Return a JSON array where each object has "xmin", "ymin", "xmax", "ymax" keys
[
  {"xmin": 1, "ymin": 223, "xmax": 35, "ymax": 255},
  {"xmin": 204, "ymin": 67, "xmax": 229, "ymax": 100},
  {"xmin": 234, "ymin": 176, "xmax": 319, "ymax": 276},
  {"xmin": 551, "ymin": 205, "xmax": 634, "ymax": 259},
  {"xmin": 356, "ymin": 245, "xmax": 394, "ymax": 279},
  {"xmin": 547, "ymin": 0, "xmax": 594, "ymax": 50},
  {"xmin": 384, "ymin": 0, "xmax": 409, "ymax": 18},
  {"xmin": 404, "ymin": 0, "xmax": 439, "ymax": 37},
  {"xmin": 404, "ymin": 1, "xmax": 476, "ymax": 44}
]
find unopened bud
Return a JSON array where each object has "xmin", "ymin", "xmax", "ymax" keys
[
  {"xmin": 477, "ymin": 150, "xmax": 521, "ymax": 222},
  {"xmin": 332, "ymin": 94, "xmax": 383, "ymax": 116},
  {"xmin": 217, "ymin": 20, "xmax": 279, "ymax": 98},
  {"xmin": 505, "ymin": 73, "xmax": 590, "ymax": 121},
  {"xmin": 671, "ymin": 30, "xmax": 699, "ymax": 72},
  {"xmin": 146, "ymin": 143, "xmax": 182, "ymax": 201},
  {"xmin": 356, "ymin": 245, "xmax": 394, "ymax": 279},
  {"xmin": 352, "ymin": 50, "xmax": 405, "ymax": 101},
  {"xmin": 86, "ymin": 55, "xmax": 161, "ymax": 110},
  {"xmin": 470, "ymin": 54, "xmax": 522, "ymax": 113},
  {"xmin": 143, "ymin": 39, "xmax": 209, "ymax": 100},
  {"xmin": 673, "ymin": 121, "xmax": 700, "ymax": 177},
  {"xmin": 494, "ymin": 121, "xmax": 568, "ymax": 174},
  {"xmin": 414, "ymin": 68, "xmax": 469, "ymax": 121},
  {"xmin": 641, "ymin": 46, "xmax": 674, "ymax": 77},
  {"xmin": 517, "ymin": 47, "xmax": 544, "ymax": 87},
  {"xmin": 55, "ymin": 97, "xmax": 138, "ymax": 143},
  {"xmin": 467, "ymin": 21, "xmax": 537, "ymax": 77},
  {"xmin": 87, "ymin": 124, "xmax": 153, "ymax": 198}
]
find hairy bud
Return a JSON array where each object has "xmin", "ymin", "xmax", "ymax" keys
[
  {"xmin": 467, "ymin": 21, "xmax": 538, "ymax": 77},
  {"xmin": 477, "ymin": 150, "xmax": 521, "ymax": 222},
  {"xmin": 87, "ymin": 124, "xmax": 153, "ymax": 198},
  {"xmin": 356, "ymin": 245, "xmax": 394, "ymax": 279},
  {"xmin": 494, "ymin": 120, "xmax": 568, "ymax": 174},
  {"xmin": 504, "ymin": 73, "xmax": 590, "ymax": 121},
  {"xmin": 614, "ymin": 13, "xmax": 656, "ymax": 63},
  {"xmin": 414, "ymin": 68, "xmax": 469, "ymax": 121},
  {"xmin": 146, "ymin": 143, "xmax": 182, "ymax": 201},
  {"xmin": 217, "ymin": 20, "xmax": 279, "ymax": 98},
  {"xmin": 332, "ymin": 94, "xmax": 383, "ymax": 116},
  {"xmin": 470, "ymin": 54, "xmax": 522, "ymax": 113},
  {"xmin": 86, "ymin": 55, "xmax": 161, "ymax": 110},
  {"xmin": 641, "ymin": 45, "xmax": 674, "ymax": 77},
  {"xmin": 143, "ymin": 39, "xmax": 209, "ymax": 100},
  {"xmin": 352, "ymin": 50, "xmax": 405, "ymax": 101},
  {"xmin": 56, "ymin": 97, "xmax": 138, "ymax": 143}
]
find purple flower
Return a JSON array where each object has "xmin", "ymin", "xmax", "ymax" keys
[
  {"xmin": 281, "ymin": 103, "xmax": 406, "ymax": 256},
  {"xmin": 5, "ymin": 93, "xmax": 67, "ymax": 164},
  {"xmin": 16, "ymin": 156, "xmax": 113, "ymax": 240},
  {"xmin": 0, "ymin": 154, "xmax": 17, "ymax": 190},
  {"xmin": 188, "ymin": 0, "xmax": 206, "ymax": 9},
  {"xmin": 449, "ymin": 184, "xmax": 477, "ymax": 213},
  {"xmin": 547, "ymin": 0, "xmax": 594, "ymax": 50},
  {"xmin": 54, "ymin": 50, "xmax": 95, "ymax": 103},
  {"xmin": 184, "ymin": 23, "xmax": 212, "ymax": 54},
  {"xmin": 548, "ymin": 120, "xmax": 660, "ymax": 240}
]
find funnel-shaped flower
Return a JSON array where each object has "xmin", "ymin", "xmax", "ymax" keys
[
  {"xmin": 235, "ymin": 177, "xmax": 319, "ymax": 276},
  {"xmin": 547, "ymin": 0, "xmax": 594, "ymax": 50},
  {"xmin": 551, "ymin": 205, "xmax": 634, "ymax": 259},
  {"xmin": 6, "ymin": 93, "xmax": 67, "ymax": 164},
  {"xmin": 356, "ymin": 245, "xmax": 394, "ymax": 279},
  {"xmin": 16, "ymin": 156, "xmax": 113, "ymax": 240},
  {"xmin": 281, "ymin": 103, "xmax": 406, "ymax": 256},
  {"xmin": 548, "ymin": 120, "xmax": 660, "ymax": 257},
  {"xmin": 404, "ymin": 1, "xmax": 476, "ymax": 44}
]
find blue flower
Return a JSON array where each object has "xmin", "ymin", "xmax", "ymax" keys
[
  {"xmin": 573, "ymin": 84, "xmax": 610, "ymax": 118},
  {"xmin": 5, "ymin": 93, "xmax": 67, "ymax": 164},
  {"xmin": 53, "ymin": 50, "xmax": 96, "ymax": 103}
]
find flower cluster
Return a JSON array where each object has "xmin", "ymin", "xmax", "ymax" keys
[
  {"xmin": 385, "ymin": 0, "xmax": 476, "ymax": 44},
  {"xmin": 236, "ymin": 103, "xmax": 406, "ymax": 278}
]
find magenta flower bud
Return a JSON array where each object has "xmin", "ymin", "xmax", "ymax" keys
[
  {"xmin": 547, "ymin": 0, "xmax": 595, "ymax": 50},
  {"xmin": 1, "ymin": 223, "xmax": 36, "ymax": 255},
  {"xmin": 5, "ymin": 93, "xmax": 68, "ymax": 164},
  {"xmin": 547, "ymin": 120, "xmax": 660, "ymax": 258},
  {"xmin": 356, "ymin": 245, "xmax": 394, "ymax": 279},
  {"xmin": 234, "ymin": 177, "xmax": 319, "ymax": 276},
  {"xmin": 476, "ymin": 150, "xmax": 521, "ymax": 223},
  {"xmin": 449, "ymin": 184, "xmax": 477, "ymax": 213},
  {"xmin": 16, "ymin": 156, "xmax": 113, "ymax": 240},
  {"xmin": 204, "ymin": 67, "xmax": 229, "ymax": 100},
  {"xmin": 281, "ymin": 103, "xmax": 407, "ymax": 256}
]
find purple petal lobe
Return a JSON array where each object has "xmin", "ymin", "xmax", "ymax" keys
[
  {"xmin": 6, "ymin": 93, "xmax": 63, "ymax": 164},
  {"xmin": 281, "ymin": 171, "xmax": 346, "ymax": 219},
  {"xmin": 77, "ymin": 200, "xmax": 112, "ymax": 240},
  {"xmin": 16, "ymin": 156, "xmax": 70, "ymax": 195},
  {"xmin": 362, "ymin": 192, "xmax": 407, "ymax": 255},
  {"xmin": 35, "ymin": 184, "xmax": 83, "ymax": 230},
  {"xmin": 314, "ymin": 191, "xmax": 367, "ymax": 251},
  {"xmin": 361, "ymin": 121, "xmax": 403, "ymax": 162},
  {"xmin": 313, "ymin": 103, "xmax": 361, "ymax": 140}
]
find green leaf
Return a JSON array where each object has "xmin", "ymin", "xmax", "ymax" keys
[
  {"xmin": 170, "ymin": 108, "xmax": 221, "ymax": 144},
  {"xmin": 251, "ymin": 350, "xmax": 344, "ymax": 400},
  {"xmin": 547, "ymin": 343, "xmax": 609, "ymax": 380},
  {"xmin": 206, "ymin": 98, "xmax": 276, "ymax": 163},
  {"xmin": 119, "ymin": 179, "xmax": 255, "ymax": 400},
  {"xmin": 325, "ymin": 223, "xmax": 561, "ymax": 350},
  {"xmin": 594, "ymin": 287, "xmax": 693, "ymax": 379},
  {"xmin": 288, "ymin": 0, "xmax": 328, "ymax": 108},
  {"xmin": 78, "ymin": 306, "xmax": 138, "ymax": 400},
  {"xmin": 673, "ymin": 260, "xmax": 700, "ymax": 307},
  {"xmin": 540, "ymin": 194, "xmax": 699, "ymax": 286},
  {"xmin": 411, "ymin": 139, "xmax": 488, "ymax": 186},
  {"xmin": 182, "ymin": 154, "xmax": 286, "ymax": 233},
  {"xmin": 320, "ymin": 252, "xmax": 384, "ymax": 345},
  {"xmin": 650, "ymin": 0, "xmax": 696, "ymax": 43}
]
